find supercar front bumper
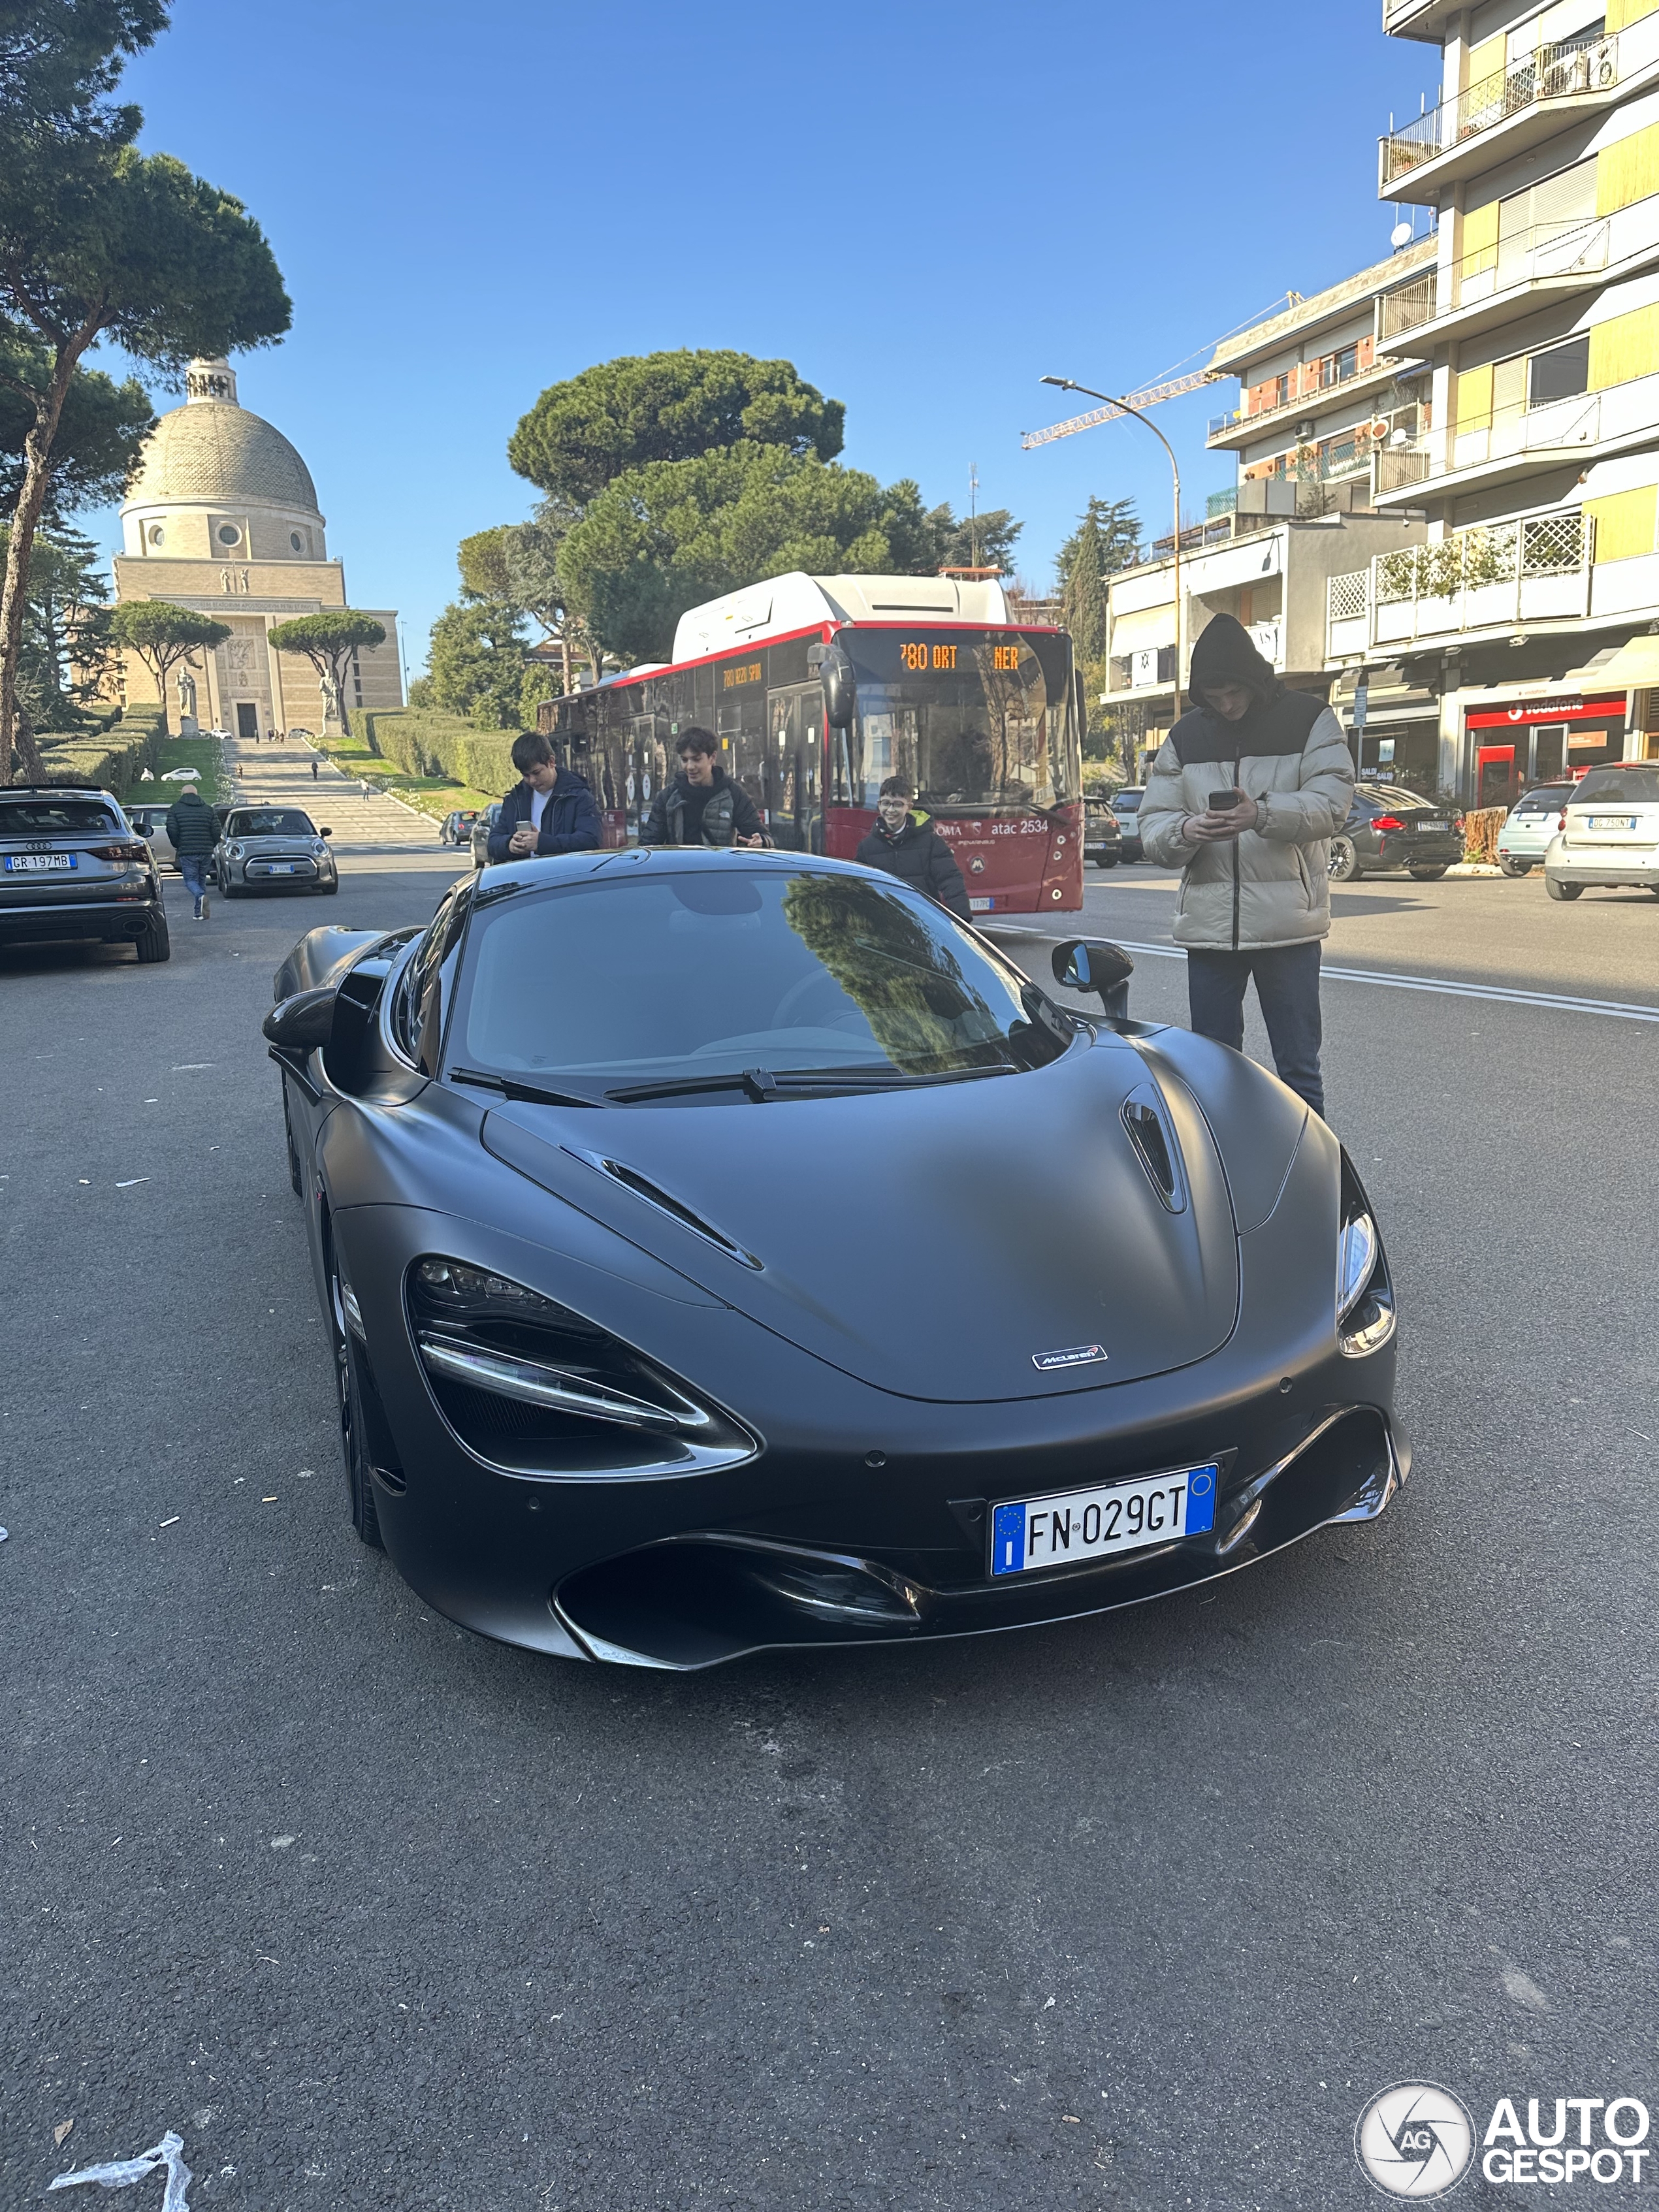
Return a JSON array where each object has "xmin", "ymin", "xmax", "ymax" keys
[{"xmin": 329, "ymin": 1189, "xmax": 1405, "ymax": 1671}]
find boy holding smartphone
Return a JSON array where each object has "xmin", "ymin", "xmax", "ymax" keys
[{"xmin": 1137, "ymin": 613, "xmax": 1354, "ymax": 1119}]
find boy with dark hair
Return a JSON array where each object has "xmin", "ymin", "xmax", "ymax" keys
[
  {"xmin": 639, "ymin": 728, "xmax": 770, "ymax": 848},
  {"xmin": 854, "ymin": 775, "xmax": 972, "ymax": 921},
  {"xmin": 488, "ymin": 730, "xmax": 603, "ymax": 864}
]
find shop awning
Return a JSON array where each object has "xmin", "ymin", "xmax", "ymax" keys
[{"xmin": 1562, "ymin": 635, "xmax": 1659, "ymax": 689}]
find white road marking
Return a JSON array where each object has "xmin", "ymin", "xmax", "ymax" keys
[{"xmin": 1103, "ymin": 940, "xmax": 1659, "ymax": 1024}]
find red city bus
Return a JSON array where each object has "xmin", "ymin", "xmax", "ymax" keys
[{"xmin": 538, "ymin": 571, "xmax": 1084, "ymax": 916}]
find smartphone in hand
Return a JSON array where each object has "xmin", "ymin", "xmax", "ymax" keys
[{"xmin": 1208, "ymin": 787, "xmax": 1244, "ymax": 811}]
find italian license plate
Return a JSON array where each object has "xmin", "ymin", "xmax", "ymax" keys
[
  {"xmin": 265, "ymin": 861, "xmax": 297, "ymax": 874},
  {"xmin": 5, "ymin": 852, "xmax": 74, "ymax": 871},
  {"xmin": 969, "ymin": 895, "xmax": 995, "ymax": 911},
  {"xmin": 1414, "ymin": 819, "xmax": 1449, "ymax": 833},
  {"xmin": 1588, "ymin": 815, "xmax": 1636, "ymax": 830},
  {"xmin": 990, "ymin": 1462, "xmax": 1218, "ymax": 1577}
]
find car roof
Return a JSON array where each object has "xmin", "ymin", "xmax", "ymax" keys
[
  {"xmin": 475, "ymin": 846, "xmax": 913, "ymax": 893},
  {"xmin": 0, "ymin": 784, "xmax": 111, "ymax": 797}
]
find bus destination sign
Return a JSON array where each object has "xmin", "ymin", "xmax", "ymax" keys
[{"xmin": 898, "ymin": 642, "xmax": 1024, "ymax": 673}]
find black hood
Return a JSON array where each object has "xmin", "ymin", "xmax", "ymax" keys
[{"xmin": 1186, "ymin": 613, "xmax": 1280, "ymax": 712}]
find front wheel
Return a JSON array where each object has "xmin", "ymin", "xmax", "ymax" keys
[
  {"xmin": 1329, "ymin": 835, "xmax": 1362, "ymax": 883},
  {"xmin": 1092, "ymin": 855, "xmax": 1118, "ymax": 870},
  {"xmin": 219, "ymin": 875, "xmax": 242, "ymax": 899},
  {"xmin": 1409, "ymin": 865, "xmax": 1449, "ymax": 881},
  {"xmin": 1545, "ymin": 876, "xmax": 1583, "ymax": 901},
  {"xmin": 317, "ymin": 876, "xmax": 338, "ymax": 895},
  {"xmin": 1497, "ymin": 856, "xmax": 1532, "ymax": 878}
]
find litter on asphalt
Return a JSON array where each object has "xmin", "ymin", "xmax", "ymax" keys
[{"xmin": 50, "ymin": 2130, "xmax": 193, "ymax": 2209}]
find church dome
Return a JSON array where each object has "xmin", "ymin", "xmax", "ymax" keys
[{"xmin": 123, "ymin": 359, "xmax": 321, "ymax": 518}]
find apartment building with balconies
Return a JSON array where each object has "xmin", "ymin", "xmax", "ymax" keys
[
  {"xmin": 1100, "ymin": 258, "xmax": 1433, "ymax": 769},
  {"xmin": 1327, "ymin": 0, "xmax": 1659, "ymax": 801}
]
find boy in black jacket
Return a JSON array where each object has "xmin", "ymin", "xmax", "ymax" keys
[
  {"xmin": 487, "ymin": 731, "xmax": 602, "ymax": 864},
  {"xmin": 855, "ymin": 777, "xmax": 972, "ymax": 921}
]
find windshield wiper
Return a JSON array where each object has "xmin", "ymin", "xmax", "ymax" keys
[
  {"xmin": 606, "ymin": 1061, "xmax": 1016, "ymax": 1103},
  {"xmin": 447, "ymin": 1066, "xmax": 596, "ymax": 1108}
]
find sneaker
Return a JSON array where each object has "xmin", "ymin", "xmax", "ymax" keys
[{"xmin": 193, "ymin": 901, "xmax": 204, "ymax": 920}]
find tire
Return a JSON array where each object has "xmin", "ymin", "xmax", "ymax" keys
[
  {"xmin": 219, "ymin": 875, "xmax": 242, "ymax": 899},
  {"xmin": 1093, "ymin": 855, "xmax": 1118, "ymax": 870},
  {"xmin": 133, "ymin": 908, "xmax": 170, "ymax": 963},
  {"xmin": 338, "ymin": 1338, "xmax": 384, "ymax": 1550},
  {"xmin": 1329, "ymin": 835, "xmax": 1362, "ymax": 883},
  {"xmin": 1545, "ymin": 876, "xmax": 1583, "ymax": 901},
  {"xmin": 318, "ymin": 876, "xmax": 338, "ymax": 895},
  {"xmin": 1497, "ymin": 857, "xmax": 1532, "ymax": 878},
  {"xmin": 1409, "ymin": 865, "xmax": 1449, "ymax": 881}
]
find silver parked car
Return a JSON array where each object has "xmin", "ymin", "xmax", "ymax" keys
[
  {"xmin": 0, "ymin": 786, "xmax": 169, "ymax": 961},
  {"xmin": 1545, "ymin": 761, "xmax": 1659, "ymax": 901},
  {"xmin": 214, "ymin": 805, "xmax": 338, "ymax": 897},
  {"xmin": 126, "ymin": 801, "xmax": 178, "ymax": 870},
  {"xmin": 1495, "ymin": 782, "xmax": 1574, "ymax": 876}
]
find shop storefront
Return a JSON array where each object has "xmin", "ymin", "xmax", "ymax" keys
[{"xmin": 1464, "ymin": 694, "xmax": 1626, "ymax": 807}]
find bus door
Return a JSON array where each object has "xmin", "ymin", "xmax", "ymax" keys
[
  {"xmin": 627, "ymin": 713, "xmax": 661, "ymax": 842},
  {"xmin": 765, "ymin": 686, "xmax": 823, "ymax": 850}
]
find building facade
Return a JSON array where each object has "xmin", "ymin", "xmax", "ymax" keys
[
  {"xmin": 1326, "ymin": 0, "xmax": 1659, "ymax": 801},
  {"xmin": 111, "ymin": 359, "xmax": 402, "ymax": 737},
  {"xmin": 1101, "ymin": 251, "xmax": 1435, "ymax": 773}
]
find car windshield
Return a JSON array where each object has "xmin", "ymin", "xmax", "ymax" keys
[
  {"xmin": 225, "ymin": 809, "xmax": 315, "ymax": 837},
  {"xmin": 1571, "ymin": 767, "xmax": 1659, "ymax": 805},
  {"xmin": 1114, "ymin": 790, "xmax": 1142, "ymax": 813},
  {"xmin": 837, "ymin": 630, "xmax": 1076, "ymax": 816},
  {"xmin": 447, "ymin": 866, "xmax": 1067, "ymax": 1091},
  {"xmin": 0, "ymin": 799, "xmax": 118, "ymax": 835}
]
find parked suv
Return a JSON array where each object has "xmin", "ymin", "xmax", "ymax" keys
[
  {"xmin": 0, "ymin": 787, "xmax": 169, "ymax": 961},
  {"xmin": 1112, "ymin": 786, "xmax": 1146, "ymax": 862},
  {"xmin": 470, "ymin": 802, "xmax": 502, "ymax": 870},
  {"xmin": 1544, "ymin": 761, "xmax": 1659, "ymax": 901},
  {"xmin": 1496, "ymin": 782, "xmax": 1575, "ymax": 876},
  {"xmin": 1329, "ymin": 784, "xmax": 1464, "ymax": 882}
]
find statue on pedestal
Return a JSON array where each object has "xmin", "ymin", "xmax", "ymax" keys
[{"xmin": 176, "ymin": 662, "xmax": 199, "ymax": 734}]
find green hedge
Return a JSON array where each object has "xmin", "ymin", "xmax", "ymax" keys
[
  {"xmin": 355, "ymin": 709, "xmax": 517, "ymax": 797},
  {"xmin": 36, "ymin": 707, "xmax": 163, "ymax": 797}
]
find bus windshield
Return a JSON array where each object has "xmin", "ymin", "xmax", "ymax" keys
[{"xmin": 836, "ymin": 629, "xmax": 1076, "ymax": 816}]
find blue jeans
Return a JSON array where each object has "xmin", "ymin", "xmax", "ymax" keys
[
  {"xmin": 1186, "ymin": 942, "xmax": 1326, "ymax": 1118},
  {"xmin": 178, "ymin": 854, "xmax": 208, "ymax": 910}
]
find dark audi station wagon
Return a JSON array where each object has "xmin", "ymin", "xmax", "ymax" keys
[
  {"xmin": 1329, "ymin": 784, "xmax": 1464, "ymax": 883},
  {"xmin": 0, "ymin": 787, "xmax": 169, "ymax": 961}
]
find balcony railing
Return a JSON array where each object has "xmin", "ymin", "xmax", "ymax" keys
[
  {"xmin": 1381, "ymin": 212, "xmax": 1620, "ymax": 342},
  {"xmin": 1206, "ymin": 354, "xmax": 1413, "ymax": 445},
  {"xmin": 1378, "ymin": 272, "xmax": 1437, "ymax": 340},
  {"xmin": 1325, "ymin": 513, "xmax": 1594, "ymax": 654},
  {"xmin": 1374, "ymin": 444, "xmax": 1431, "ymax": 492},
  {"xmin": 1381, "ymin": 29, "xmax": 1621, "ymax": 185},
  {"xmin": 1452, "ymin": 390, "xmax": 1600, "ymax": 471}
]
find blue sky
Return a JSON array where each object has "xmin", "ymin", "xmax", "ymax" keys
[{"xmin": 91, "ymin": 0, "xmax": 1438, "ymax": 675}]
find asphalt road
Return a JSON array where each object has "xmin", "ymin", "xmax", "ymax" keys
[{"xmin": 4, "ymin": 837, "xmax": 1656, "ymax": 2212}]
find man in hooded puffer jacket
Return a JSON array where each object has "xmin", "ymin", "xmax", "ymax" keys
[{"xmin": 1138, "ymin": 614, "xmax": 1353, "ymax": 1119}]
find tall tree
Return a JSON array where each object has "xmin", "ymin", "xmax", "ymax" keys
[
  {"xmin": 508, "ymin": 350, "xmax": 845, "ymax": 507},
  {"xmin": 1055, "ymin": 494, "xmax": 1140, "ymax": 664},
  {"xmin": 423, "ymin": 598, "xmax": 530, "ymax": 729},
  {"xmin": 267, "ymin": 612, "xmax": 386, "ymax": 737},
  {"xmin": 108, "ymin": 599, "xmax": 228, "ymax": 732},
  {"xmin": 459, "ymin": 510, "xmax": 600, "ymax": 694},
  {"xmin": 558, "ymin": 443, "xmax": 938, "ymax": 665},
  {"xmin": 0, "ymin": 522, "xmax": 114, "ymax": 729},
  {"xmin": 924, "ymin": 503, "xmax": 1023, "ymax": 577},
  {"xmin": 0, "ymin": 1, "xmax": 289, "ymax": 780},
  {"xmin": 0, "ymin": 337, "xmax": 154, "ymax": 519}
]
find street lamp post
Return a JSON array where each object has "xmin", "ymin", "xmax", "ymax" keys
[{"xmin": 1040, "ymin": 376, "xmax": 1186, "ymax": 731}]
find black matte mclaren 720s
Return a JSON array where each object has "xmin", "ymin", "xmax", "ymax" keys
[{"xmin": 263, "ymin": 847, "xmax": 1405, "ymax": 1669}]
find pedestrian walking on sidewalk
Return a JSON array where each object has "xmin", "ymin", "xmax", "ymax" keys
[
  {"xmin": 310, "ymin": 758, "xmax": 319, "ymax": 782},
  {"xmin": 1138, "ymin": 615, "xmax": 1354, "ymax": 1119},
  {"xmin": 163, "ymin": 780, "xmax": 219, "ymax": 922},
  {"xmin": 360, "ymin": 777, "xmax": 370, "ymax": 803}
]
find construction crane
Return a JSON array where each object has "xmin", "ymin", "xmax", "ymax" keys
[{"xmin": 1020, "ymin": 370, "xmax": 1215, "ymax": 449}]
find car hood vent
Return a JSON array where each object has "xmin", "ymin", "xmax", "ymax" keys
[{"xmin": 560, "ymin": 1147, "xmax": 763, "ymax": 1270}]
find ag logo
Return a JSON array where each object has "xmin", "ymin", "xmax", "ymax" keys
[{"xmin": 1355, "ymin": 2083, "xmax": 1475, "ymax": 2198}]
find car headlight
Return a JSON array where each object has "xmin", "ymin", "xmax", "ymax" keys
[
  {"xmin": 227, "ymin": 842, "xmax": 244, "ymax": 859},
  {"xmin": 312, "ymin": 839, "xmax": 327, "ymax": 857},
  {"xmin": 406, "ymin": 1256, "xmax": 757, "ymax": 1475},
  {"xmin": 1336, "ymin": 1164, "xmax": 1396, "ymax": 1358}
]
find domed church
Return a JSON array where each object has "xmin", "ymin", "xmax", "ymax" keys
[{"xmin": 111, "ymin": 358, "xmax": 402, "ymax": 737}]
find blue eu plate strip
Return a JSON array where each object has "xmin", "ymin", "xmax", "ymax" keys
[
  {"xmin": 1185, "ymin": 1464, "xmax": 1217, "ymax": 1535},
  {"xmin": 990, "ymin": 1501, "xmax": 1027, "ymax": 1577}
]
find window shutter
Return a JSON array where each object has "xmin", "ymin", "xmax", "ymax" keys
[
  {"xmin": 1596, "ymin": 120, "xmax": 1659, "ymax": 214},
  {"xmin": 1583, "ymin": 485, "xmax": 1658, "ymax": 560}
]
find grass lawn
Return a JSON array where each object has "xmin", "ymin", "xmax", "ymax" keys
[
  {"xmin": 143, "ymin": 732, "xmax": 230, "ymax": 801},
  {"xmin": 299, "ymin": 728, "xmax": 496, "ymax": 824}
]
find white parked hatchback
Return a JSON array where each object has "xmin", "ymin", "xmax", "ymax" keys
[
  {"xmin": 1544, "ymin": 761, "xmax": 1659, "ymax": 901},
  {"xmin": 1496, "ymin": 782, "xmax": 1574, "ymax": 876}
]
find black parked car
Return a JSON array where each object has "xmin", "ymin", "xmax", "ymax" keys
[
  {"xmin": 1329, "ymin": 784, "xmax": 1464, "ymax": 882},
  {"xmin": 262, "ymin": 848, "xmax": 1404, "ymax": 1671},
  {"xmin": 1112, "ymin": 785, "xmax": 1146, "ymax": 862},
  {"xmin": 0, "ymin": 786, "xmax": 169, "ymax": 961},
  {"xmin": 1083, "ymin": 797, "xmax": 1121, "ymax": 868}
]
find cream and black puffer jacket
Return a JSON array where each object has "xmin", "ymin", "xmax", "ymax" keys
[{"xmin": 1138, "ymin": 615, "xmax": 1355, "ymax": 952}]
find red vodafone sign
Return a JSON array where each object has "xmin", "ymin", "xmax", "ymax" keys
[{"xmin": 1465, "ymin": 694, "xmax": 1624, "ymax": 727}]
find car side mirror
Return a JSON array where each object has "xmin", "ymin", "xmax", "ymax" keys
[
  {"xmin": 263, "ymin": 984, "xmax": 338, "ymax": 1053},
  {"xmin": 820, "ymin": 642, "xmax": 856, "ymax": 729},
  {"xmin": 318, "ymin": 826, "xmax": 332, "ymax": 837},
  {"xmin": 1052, "ymin": 937, "xmax": 1134, "ymax": 1019}
]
